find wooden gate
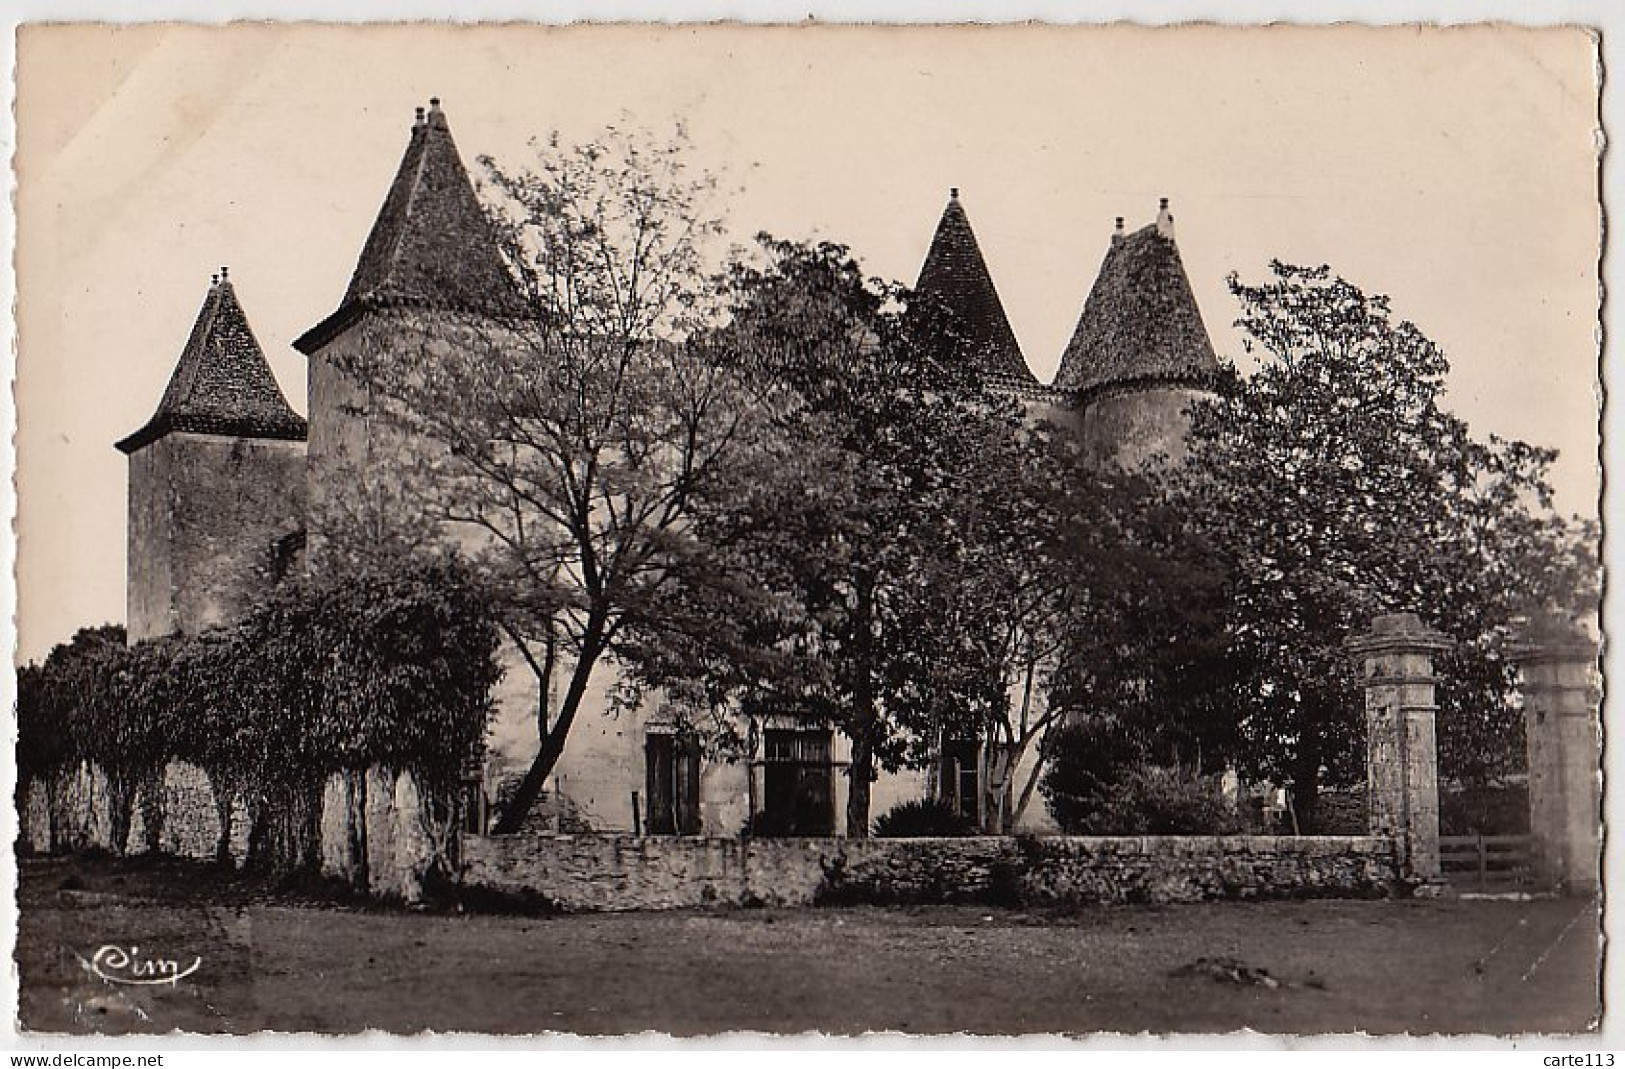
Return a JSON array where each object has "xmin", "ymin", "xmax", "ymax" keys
[{"xmin": 1440, "ymin": 834, "xmax": 1534, "ymax": 891}]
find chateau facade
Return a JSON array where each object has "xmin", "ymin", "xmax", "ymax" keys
[{"xmin": 117, "ymin": 100, "xmax": 1221, "ymax": 837}]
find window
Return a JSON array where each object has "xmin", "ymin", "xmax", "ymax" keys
[
  {"xmin": 269, "ymin": 529, "xmax": 306, "ymax": 585},
  {"xmin": 758, "ymin": 728, "xmax": 835, "ymax": 837},
  {"xmin": 939, "ymin": 738, "xmax": 981, "ymax": 824},
  {"xmin": 645, "ymin": 731, "xmax": 702, "ymax": 835},
  {"xmin": 459, "ymin": 773, "xmax": 488, "ymax": 835}
]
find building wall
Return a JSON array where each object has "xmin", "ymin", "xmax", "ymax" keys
[
  {"xmin": 304, "ymin": 314, "xmax": 401, "ymax": 570},
  {"xmin": 126, "ymin": 432, "xmax": 306, "ymax": 642},
  {"xmin": 482, "ymin": 649, "xmax": 955, "ymax": 839},
  {"xmin": 1079, "ymin": 386, "xmax": 1211, "ymax": 471}
]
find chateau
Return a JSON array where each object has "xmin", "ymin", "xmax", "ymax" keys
[{"xmin": 116, "ymin": 100, "xmax": 1222, "ymax": 838}]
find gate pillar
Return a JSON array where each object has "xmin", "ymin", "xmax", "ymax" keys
[
  {"xmin": 1348, "ymin": 613, "xmax": 1451, "ymax": 885},
  {"xmin": 1509, "ymin": 616, "xmax": 1600, "ymax": 895}
]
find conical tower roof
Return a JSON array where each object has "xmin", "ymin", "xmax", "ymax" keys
[
  {"xmin": 294, "ymin": 98, "xmax": 526, "ymax": 354},
  {"xmin": 117, "ymin": 270, "xmax": 307, "ymax": 454},
  {"xmin": 913, "ymin": 188, "xmax": 1035, "ymax": 385},
  {"xmin": 1054, "ymin": 200, "xmax": 1219, "ymax": 397}
]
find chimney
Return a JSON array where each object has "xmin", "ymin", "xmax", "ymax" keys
[
  {"xmin": 1156, "ymin": 197, "xmax": 1175, "ymax": 239},
  {"xmin": 1112, "ymin": 216, "xmax": 1125, "ymax": 243},
  {"xmin": 427, "ymin": 97, "xmax": 446, "ymax": 128}
]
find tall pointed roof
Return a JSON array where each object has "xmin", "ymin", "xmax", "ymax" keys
[
  {"xmin": 116, "ymin": 270, "xmax": 308, "ymax": 455},
  {"xmin": 1054, "ymin": 199, "xmax": 1220, "ymax": 398},
  {"xmin": 294, "ymin": 98, "xmax": 526, "ymax": 354},
  {"xmin": 912, "ymin": 188, "xmax": 1035, "ymax": 385}
]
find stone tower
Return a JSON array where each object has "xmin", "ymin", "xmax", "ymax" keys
[
  {"xmin": 913, "ymin": 188, "xmax": 1039, "ymax": 389},
  {"xmin": 292, "ymin": 98, "xmax": 526, "ymax": 568},
  {"xmin": 1054, "ymin": 198, "xmax": 1221, "ymax": 469},
  {"xmin": 116, "ymin": 270, "xmax": 308, "ymax": 642}
]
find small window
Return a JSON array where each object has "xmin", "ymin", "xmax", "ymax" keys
[
  {"xmin": 269, "ymin": 529, "xmax": 306, "ymax": 585},
  {"xmin": 939, "ymin": 738, "xmax": 981, "ymax": 824},
  {"xmin": 646, "ymin": 732, "xmax": 702, "ymax": 835},
  {"xmin": 460, "ymin": 773, "xmax": 488, "ymax": 835}
]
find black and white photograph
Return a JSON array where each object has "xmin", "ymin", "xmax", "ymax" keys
[{"xmin": 6, "ymin": 17, "xmax": 1607, "ymax": 1042}]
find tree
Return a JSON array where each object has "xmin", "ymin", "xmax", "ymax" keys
[
  {"xmin": 648, "ymin": 236, "xmax": 1032, "ymax": 837},
  {"xmin": 981, "ymin": 422, "xmax": 1242, "ymax": 834},
  {"xmin": 1172, "ymin": 262, "xmax": 1596, "ymax": 827},
  {"xmin": 322, "ymin": 126, "xmax": 758, "ymax": 835}
]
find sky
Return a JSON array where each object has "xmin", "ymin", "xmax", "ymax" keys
[{"xmin": 13, "ymin": 22, "xmax": 1602, "ymax": 662}]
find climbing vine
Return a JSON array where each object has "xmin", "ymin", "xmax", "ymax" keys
[{"xmin": 16, "ymin": 560, "xmax": 503, "ymax": 873}]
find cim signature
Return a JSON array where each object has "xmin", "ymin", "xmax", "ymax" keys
[{"xmin": 88, "ymin": 944, "xmax": 202, "ymax": 986}]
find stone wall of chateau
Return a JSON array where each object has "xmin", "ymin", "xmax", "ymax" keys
[
  {"xmin": 461, "ymin": 833, "xmax": 1401, "ymax": 912},
  {"xmin": 302, "ymin": 313, "xmax": 410, "ymax": 571},
  {"xmin": 22, "ymin": 760, "xmax": 437, "ymax": 901},
  {"xmin": 21, "ymin": 761, "xmax": 249, "ymax": 863},
  {"xmin": 126, "ymin": 432, "xmax": 306, "ymax": 642},
  {"xmin": 1079, "ymin": 386, "xmax": 1211, "ymax": 472}
]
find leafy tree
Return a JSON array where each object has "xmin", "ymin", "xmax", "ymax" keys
[
  {"xmin": 646, "ymin": 236, "xmax": 1031, "ymax": 837},
  {"xmin": 1171, "ymin": 262, "xmax": 1596, "ymax": 827},
  {"xmin": 1037, "ymin": 716, "xmax": 1145, "ymax": 833},
  {"xmin": 321, "ymin": 125, "xmax": 754, "ymax": 835},
  {"xmin": 1016, "ymin": 432, "xmax": 1239, "ymax": 833}
]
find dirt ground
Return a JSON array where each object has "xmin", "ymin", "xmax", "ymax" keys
[{"xmin": 14, "ymin": 855, "xmax": 1601, "ymax": 1037}]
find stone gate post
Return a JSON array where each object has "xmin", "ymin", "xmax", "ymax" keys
[
  {"xmin": 1347, "ymin": 613, "xmax": 1452, "ymax": 884},
  {"xmin": 1509, "ymin": 617, "xmax": 1600, "ymax": 895}
]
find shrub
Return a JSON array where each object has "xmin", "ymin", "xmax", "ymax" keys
[
  {"xmin": 1041, "ymin": 718, "xmax": 1240, "ymax": 835},
  {"xmin": 873, "ymin": 798, "xmax": 977, "ymax": 838},
  {"xmin": 1311, "ymin": 787, "xmax": 1368, "ymax": 834},
  {"xmin": 1038, "ymin": 717, "xmax": 1146, "ymax": 832},
  {"xmin": 1088, "ymin": 764, "xmax": 1243, "ymax": 835}
]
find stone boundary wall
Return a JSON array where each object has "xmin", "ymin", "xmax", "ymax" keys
[
  {"xmin": 20, "ymin": 761, "xmax": 433, "ymax": 901},
  {"xmin": 461, "ymin": 833, "xmax": 1401, "ymax": 912}
]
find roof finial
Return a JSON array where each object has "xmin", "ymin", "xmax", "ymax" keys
[{"xmin": 1156, "ymin": 197, "xmax": 1175, "ymax": 239}]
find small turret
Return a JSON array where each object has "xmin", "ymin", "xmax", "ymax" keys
[
  {"xmin": 1054, "ymin": 200, "xmax": 1221, "ymax": 471},
  {"xmin": 117, "ymin": 269, "xmax": 307, "ymax": 455},
  {"xmin": 118, "ymin": 271, "xmax": 308, "ymax": 640}
]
